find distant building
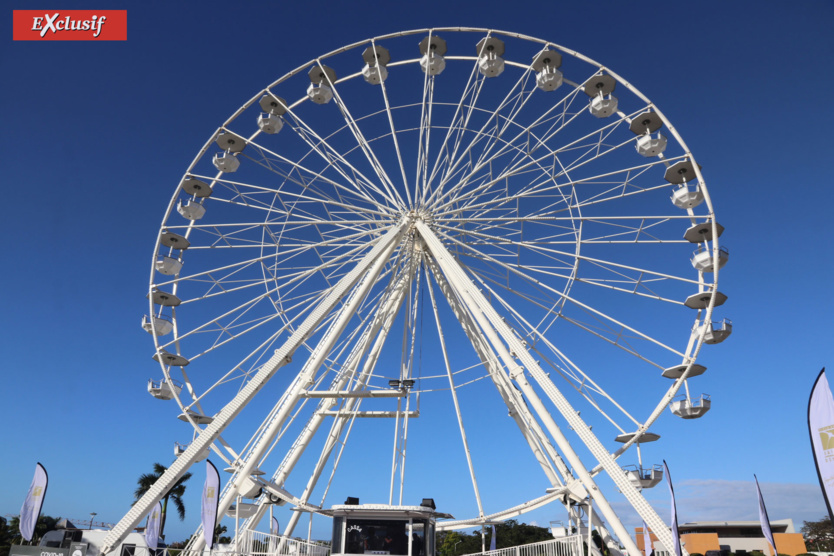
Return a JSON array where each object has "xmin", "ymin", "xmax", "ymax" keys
[{"xmin": 636, "ymin": 520, "xmax": 807, "ymax": 556}]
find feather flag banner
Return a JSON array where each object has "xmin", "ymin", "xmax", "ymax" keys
[
  {"xmin": 755, "ymin": 475, "xmax": 778, "ymax": 556},
  {"xmin": 808, "ymin": 368, "xmax": 834, "ymax": 521},
  {"xmin": 663, "ymin": 460, "xmax": 682, "ymax": 556},
  {"xmin": 20, "ymin": 463, "xmax": 48, "ymax": 542},
  {"xmin": 145, "ymin": 501, "xmax": 163, "ymax": 550},
  {"xmin": 201, "ymin": 460, "xmax": 220, "ymax": 549}
]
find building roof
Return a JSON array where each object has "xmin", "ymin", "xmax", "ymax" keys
[{"xmin": 678, "ymin": 519, "xmax": 796, "ymax": 534}]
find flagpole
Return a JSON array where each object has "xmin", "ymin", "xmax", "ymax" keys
[{"xmin": 808, "ymin": 368, "xmax": 834, "ymax": 522}]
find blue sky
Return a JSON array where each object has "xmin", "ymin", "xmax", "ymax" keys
[{"xmin": 2, "ymin": 0, "xmax": 833, "ymax": 546}]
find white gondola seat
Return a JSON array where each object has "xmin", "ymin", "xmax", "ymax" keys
[
  {"xmin": 589, "ymin": 93, "xmax": 617, "ymax": 117},
  {"xmin": 361, "ymin": 45, "xmax": 390, "ymax": 85},
  {"xmin": 670, "ymin": 394, "xmax": 711, "ymax": 419},
  {"xmin": 213, "ymin": 151, "xmax": 240, "ymax": 173},
  {"xmin": 142, "ymin": 315, "xmax": 173, "ymax": 336},
  {"xmin": 532, "ymin": 50, "xmax": 563, "ymax": 92},
  {"xmin": 177, "ymin": 199, "xmax": 206, "ymax": 220},
  {"xmin": 419, "ymin": 35, "xmax": 447, "ymax": 76},
  {"xmin": 307, "ymin": 82, "xmax": 333, "ymax": 104},
  {"xmin": 691, "ymin": 245, "xmax": 729, "ymax": 272},
  {"xmin": 671, "ymin": 183, "xmax": 705, "ymax": 209},
  {"xmin": 623, "ymin": 464, "xmax": 663, "ymax": 490},
  {"xmin": 308, "ymin": 64, "xmax": 336, "ymax": 104},
  {"xmin": 476, "ymin": 37, "xmax": 505, "ymax": 77},
  {"xmin": 147, "ymin": 378, "xmax": 183, "ymax": 400},
  {"xmin": 700, "ymin": 318, "xmax": 733, "ymax": 344},
  {"xmin": 636, "ymin": 133, "xmax": 667, "ymax": 157},
  {"xmin": 155, "ymin": 255, "xmax": 182, "ymax": 275},
  {"xmin": 584, "ymin": 73, "xmax": 619, "ymax": 118},
  {"xmin": 362, "ymin": 64, "xmax": 388, "ymax": 84},
  {"xmin": 258, "ymin": 113, "xmax": 283, "ymax": 134}
]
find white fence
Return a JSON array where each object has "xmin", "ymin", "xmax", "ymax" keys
[
  {"xmin": 118, "ymin": 532, "xmax": 330, "ymax": 556},
  {"xmin": 235, "ymin": 530, "xmax": 330, "ymax": 556},
  {"xmin": 462, "ymin": 536, "xmax": 585, "ymax": 556}
]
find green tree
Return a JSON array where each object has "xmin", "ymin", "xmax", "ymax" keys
[
  {"xmin": 801, "ymin": 516, "xmax": 834, "ymax": 551},
  {"xmin": 133, "ymin": 463, "xmax": 192, "ymax": 541},
  {"xmin": 215, "ymin": 524, "xmax": 231, "ymax": 545},
  {"xmin": 0, "ymin": 514, "xmax": 62, "ymax": 556},
  {"xmin": 438, "ymin": 531, "xmax": 466, "ymax": 556}
]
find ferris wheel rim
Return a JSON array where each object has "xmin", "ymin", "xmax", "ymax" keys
[{"xmin": 145, "ymin": 27, "xmax": 724, "ymax": 542}]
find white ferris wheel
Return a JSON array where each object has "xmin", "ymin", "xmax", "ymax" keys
[{"xmin": 116, "ymin": 28, "xmax": 730, "ymax": 556}]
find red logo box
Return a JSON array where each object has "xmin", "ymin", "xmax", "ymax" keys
[{"xmin": 13, "ymin": 10, "xmax": 127, "ymax": 40}]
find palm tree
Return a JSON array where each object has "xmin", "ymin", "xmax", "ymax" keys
[{"xmin": 133, "ymin": 463, "xmax": 192, "ymax": 540}]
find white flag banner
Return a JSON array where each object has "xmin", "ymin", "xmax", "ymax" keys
[
  {"xmin": 808, "ymin": 368, "xmax": 834, "ymax": 521},
  {"xmin": 642, "ymin": 521, "xmax": 652, "ymax": 556},
  {"xmin": 145, "ymin": 501, "xmax": 163, "ymax": 550},
  {"xmin": 202, "ymin": 460, "xmax": 221, "ymax": 549},
  {"xmin": 663, "ymin": 460, "xmax": 682, "ymax": 556},
  {"xmin": 20, "ymin": 462, "xmax": 48, "ymax": 542},
  {"xmin": 271, "ymin": 516, "xmax": 279, "ymax": 536},
  {"xmin": 755, "ymin": 475, "xmax": 778, "ymax": 556},
  {"xmin": 270, "ymin": 516, "xmax": 280, "ymax": 553},
  {"xmin": 490, "ymin": 524, "xmax": 496, "ymax": 552}
]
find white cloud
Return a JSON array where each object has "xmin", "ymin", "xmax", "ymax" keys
[{"xmin": 610, "ymin": 479, "xmax": 828, "ymax": 531}]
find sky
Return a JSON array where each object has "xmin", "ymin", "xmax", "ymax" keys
[{"xmin": 2, "ymin": 0, "xmax": 833, "ymax": 548}]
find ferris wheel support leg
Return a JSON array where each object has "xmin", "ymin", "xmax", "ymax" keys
[
  {"xmin": 192, "ymin": 223, "xmax": 407, "ymax": 554},
  {"xmin": 417, "ymin": 221, "xmax": 668, "ymax": 556},
  {"xmin": 241, "ymin": 262, "xmax": 418, "ymax": 539},
  {"xmin": 425, "ymin": 254, "xmax": 565, "ymax": 488},
  {"xmin": 101, "ymin": 222, "xmax": 407, "ymax": 556}
]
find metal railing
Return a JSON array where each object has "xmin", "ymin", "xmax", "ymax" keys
[
  {"xmin": 116, "ymin": 532, "xmax": 330, "ymax": 556},
  {"xmin": 462, "ymin": 536, "xmax": 585, "ymax": 556}
]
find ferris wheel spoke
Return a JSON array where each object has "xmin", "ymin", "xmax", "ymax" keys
[
  {"xmin": 433, "ymin": 62, "xmax": 538, "ymax": 203},
  {"xmin": 434, "ymin": 98, "xmax": 656, "ymax": 217},
  {"xmin": 434, "ymin": 220, "xmax": 702, "ymax": 289},
  {"xmin": 464, "ymin": 268, "xmax": 647, "ymax": 430},
  {"xmin": 237, "ymin": 137, "xmax": 393, "ymax": 215},
  {"xmin": 431, "ymin": 91, "xmax": 577, "ymax": 211},
  {"xmin": 189, "ymin": 172, "xmax": 392, "ymax": 223},
  {"xmin": 426, "ymin": 254, "xmax": 574, "ymax": 489},
  {"xmin": 158, "ymin": 227, "xmax": 382, "ymax": 304},
  {"xmin": 318, "ymin": 62, "xmax": 407, "ymax": 209},
  {"xmin": 424, "ymin": 52, "xmax": 488, "ymax": 204},
  {"xmin": 282, "ymin": 107, "xmax": 402, "ymax": 211},
  {"xmin": 416, "ymin": 50, "xmax": 437, "ymax": 207},
  {"xmin": 439, "ymin": 229, "xmax": 687, "ymax": 359},
  {"xmin": 425, "ymin": 268, "xmax": 488, "ymax": 516},
  {"xmin": 430, "ymin": 71, "xmax": 606, "ymax": 211},
  {"xmin": 372, "ymin": 40, "xmax": 413, "ymax": 206}
]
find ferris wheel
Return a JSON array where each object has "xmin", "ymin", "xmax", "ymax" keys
[{"xmin": 114, "ymin": 28, "xmax": 730, "ymax": 556}]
